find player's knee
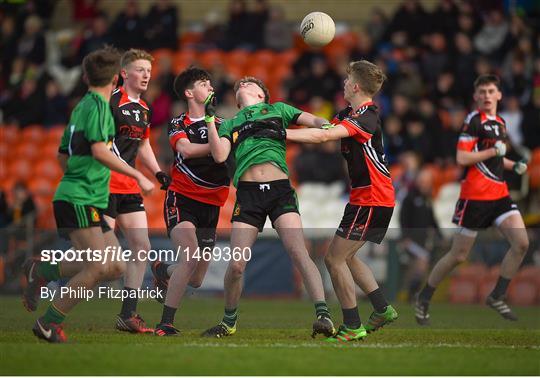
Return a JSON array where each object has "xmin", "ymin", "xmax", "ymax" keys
[
  {"xmin": 188, "ymin": 277, "xmax": 203, "ymax": 288},
  {"xmin": 512, "ymin": 237, "xmax": 529, "ymax": 256},
  {"xmin": 229, "ymin": 262, "xmax": 246, "ymax": 278},
  {"xmin": 324, "ymin": 254, "xmax": 337, "ymax": 270},
  {"xmin": 110, "ymin": 261, "xmax": 126, "ymax": 280}
]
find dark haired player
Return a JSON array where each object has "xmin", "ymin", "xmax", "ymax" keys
[
  {"xmin": 286, "ymin": 60, "xmax": 398, "ymax": 342},
  {"xmin": 105, "ymin": 49, "xmax": 171, "ymax": 334},
  {"xmin": 415, "ymin": 74, "xmax": 529, "ymax": 324},
  {"xmin": 151, "ymin": 67, "xmax": 230, "ymax": 336}
]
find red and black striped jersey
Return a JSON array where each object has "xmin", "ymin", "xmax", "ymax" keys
[
  {"xmin": 168, "ymin": 113, "xmax": 230, "ymax": 206},
  {"xmin": 109, "ymin": 86, "xmax": 152, "ymax": 194},
  {"xmin": 334, "ymin": 102, "xmax": 395, "ymax": 207},
  {"xmin": 457, "ymin": 110, "xmax": 509, "ymax": 200}
]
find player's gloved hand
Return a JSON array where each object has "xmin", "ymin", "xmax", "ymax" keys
[
  {"xmin": 253, "ymin": 128, "xmax": 286, "ymax": 141},
  {"xmin": 155, "ymin": 171, "xmax": 172, "ymax": 190},
  {"xmin": 321, "ymin": 123, "xmax": 336, "ymax": 130},
  {"xmin": 513, "ymin": 159, "xmax": 528, "ymax": 175},
  {"xmin": 493, "ymin": 140, "xmax": 507, "ymax": 157},
  {"xmin": 204, "ymin": 93, "xmax": 217, "ymax": 123}
]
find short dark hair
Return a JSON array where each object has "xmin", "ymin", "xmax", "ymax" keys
[
  {"xmin": 347, "ymin": 60, "xmax": 386, "ymax": 97},
  {"xmin": 474, "ymin": 74, "xmax": 501, "ymax": 90},
  {"xmin": 173, "ymin": 66, "xmax": 211, "ymax": 100},
  {"xmin": 82, "ymin": 46, "xmax": 121, "ymax": 87},
  {"xmin": 233, "ymin": 76, "xmax": 270, "ymax": 103}
]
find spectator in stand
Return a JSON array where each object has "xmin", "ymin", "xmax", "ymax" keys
[
  {"xmin": 0, "ymin": 16, "xmax": 18, "ymax": 87},
  {"xmin": 43, "ymin": 79, "xmax": 68, "ymax": 127},
  {"xmin": 521, "ymin": 93, "xmax": 540, "ymax": 150},
  {"xmin": 144, "ymin": 81, "xmax": 171, "ymax": 128},
  {"xmin": 4, "ymin": 72, "xmax": 46, "ymax": 127},
  {"xmin": 72, "ymin": 0, "xmax": 101, "ymax": 24},
  {"xmin": 384, "ymin": 0, "xmax": 429, "ymax": 46},
  {"xmin": 421, "ymin": 32, "xmax": 450, "ymax": 87},
  {"xmin": 200, "ymin": 11, "xmax": 225, "ymax": 50},
  {"xmin": 289, "ymin": 58, "xmax": 341, "ymax": 105},
  {"xmin": 349, "ymin": 30, "xmax": 376, "ymax": 63},
  {"xmin": 403, "ymin": 117, "xmax": 433, "ymax": 163},
  {"xmin": 154, "ymin": 54, "xmax": 176, "ymax": 100},
  {"xmin": 109, "ymin": 0, "xmax": 145, "ymax": 50},
  {"xmin": 400, "ymin": 168, "xmax": 441, "ymax": 302},
  {"xmin": 382, "ymin": 115, "xmax": 405, "ymax": 165},
  {"xmin": 430, "ymin": 0, "xmax": 459, "ymax": 40},
  {"xmin": 264, "ymin": 5, "xmax": 292, "ymax": 51},
  {"xmin": 16, "ymin": 15, "xmax": 46, "ymax": 66},
  {"xmin": 502, "ymin": 54, "xmax": 531, "ymax": 104},
  {"xmin": 224, "ymin": 0, "xmax": 249, "ymax": 50},
  {"xmin": 144, "ymin": 0, "xmax": 178, "ymax": 50},
  {"xmin": 294, "ymin": 142, "xmax": 348, "ymax": 189},
  {"xmin": 246, "ymin": 0, "xmax": 269, "ymax": 50},
  {"xmin": 432, "ymin": 71, "xmax": 460, "ymax": 108},
  {"xmin": 78, "ymin": 13, "xmax": 111, "ymax": 59},
  {"xmin": 365, "ymin": 7, "xmax": 388, "ymax": 44},
  {"xmin": 474, "ymin": 9, "xmax": 509, "ymax": 59},
  {"xmin": 452, "ymin": 32, "xmax": 477, "ymax": 100}
]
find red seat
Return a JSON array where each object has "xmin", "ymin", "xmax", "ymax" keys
[
  {"xmin": 28, "ymin": 177, "xmax": 55, "ymax": 197},
  {"xmin": 173, "ymin": 50, "xmax": 198, "ymax": 74},
  {"xmin": 1, "ymin": 124, "xmax": 19, "ymax": 144},
  {"xmin": 21, "ymin": 125, "xmax": 45, "ymax": 142},
  {"xmin": 254, "ymin": 50, "xmax": 276, "ymax": 68},
  {"xmin": 449, "ymin": 277, "xmax": 478, "ymax": 304},
  {"xmin": 13, "ymin": 141, "xmax": 40, "ymax": 162},
  {"xmin": 277, "ymin": 49, "xmax": 299, "ymax": 66},
  {"xmin": 198, "ymin": 50, "xmax": 224, "ymax": 70},
  {"xmin": 7, "ymin": 159, "xmax": 32, "ymax": 181},
  {"xmin": 46, "ymin": 125, "xmax": 66, "ymax": 145},
  {"xmin": 34, "ymin": 158, "xmax": 63, "ymax": 181},
  {"xmin": 244, "ymin": 65, "xmax": 270, "ymax": 83},
  {"xmin": 270, "ymin": 64, "xmax": 292, "ymax": 85},
  {"xmin": 225, "ymin": 50, "xmax": 249, "ymax": 71}
]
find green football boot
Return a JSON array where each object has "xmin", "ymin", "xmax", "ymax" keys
[
  {"xmin": 201, "ymin": 322, "xmax": 236, "ymax": 338},
  {"xmin": 365, "ymin": 305, "xmax": 398, "ymax": 333},
  {"xmin": 325, "ymin": 324, "xmax": 367, "ymax": 343}
]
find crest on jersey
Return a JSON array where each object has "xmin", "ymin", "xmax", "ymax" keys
[
  {"xmin": 233, "ymin": 203, "xmax": 241, "ymax": 216},
  {"xmin": 90, "ymin": 207, "xmax": 100, "ymax": 222},
  {"xmin": 232, "ymin": 131, "xmax": 239, "ymax": 143}
]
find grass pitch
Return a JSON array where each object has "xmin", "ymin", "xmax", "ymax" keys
[{"xmin": 0, "ymin": 296, "xmax": 539, "ymax": 375}]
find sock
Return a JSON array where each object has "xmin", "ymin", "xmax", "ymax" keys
[
  {"xmin": 222, "ymin": 308, "xmax": 237, "ymax": 327},
  {"xmin": 157, "ymin": 262, "xmax": 171, "ymax": 278},
  {"xmin": 408, "ymin": 277, "xmax": 423, "ymax": 301},
  {"xmin": 43, "ymin": 304, "xmax": 66, "ymax": 324},
  {"xmin": 418, "ymin": 284, "xmax": 436, "ymax": 303},
  {"xmin": 37, "ymin": 262, "xmax": 61, "ymax": 282},
  {"xmin": 342, "ymin": 307, "xmax": 361, "ymax": 329},
  {"xmin": 367, "ymin": 288, "xmax": 389, "ymax": 313},
  {"xmin": 315, "ymin": 301, "xmax": 331, "ymax": 319},
  {"xmin": 120, "ymin": 287, "xmax": 138, "ymax": 318},
  {"xmin": 160, "ymin": 305, "xmax": 177, "ymax": 324},
  {"xmin": 490, "ymin": 276, "xmax": 511, "ymax": 299}
]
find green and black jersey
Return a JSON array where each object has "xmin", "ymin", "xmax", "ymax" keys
[
  {"xmin": 218, "ymin": 102, "xmax": 302, "ymax": 187},
  {"xmin": 53, "ymin": 91, "xmax": 116, "ymax": 209}
]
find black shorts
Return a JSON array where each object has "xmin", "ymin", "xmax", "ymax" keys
[
  {"xmin": 232, "ymin": 179, "xmax": 299, "ymax": 232},
  {"xmin": 163, "ymin": 190, "xmax": 220, "ymax": 248},
  {"xmin": 452, "ymin": 196, "xmax": 520, "ymax": 230},
  {"xmin": 53, "ymin": 200, "xmax": 111, "ymax": 239},
  {"xmin": 103, "ymin": 193, "xmax": 145, "ymax": 218},
  {"xmin": 336, "ymin": 204, "xmax": 394, "ymax": 244}
]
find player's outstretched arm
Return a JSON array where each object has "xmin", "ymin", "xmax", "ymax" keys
[
  {"xmin": 286, "ymin": 125, "xmax": 349, "ymax": 144},
  {"xmin": 91, "ymin": 142, "xmax": 154, "ymax": 195},
  {"xmin": 456, "ymin": 141, "xmax": 506, "ymax": 166},
  {"xmin": 296, "ymin": 112, "xmax": 331, "ymax": 128},
  {"xmin": 204, "ymin": 93, "xmax": 231, "ymax": 163},
  {"xmin": 175, "ymin": 138, "xmax": 211, "ymax": 159}
]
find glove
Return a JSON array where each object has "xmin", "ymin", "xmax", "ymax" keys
[
  {"xmin": 493, "ymin": 140, "xmax": 507, "ymax": 157},
  {"xmin": 204, "ymin": 93, "xmax": 217, "ymax": 123},
  {"xmin": 155, "ymin": 171, "xmax": 172, "ymax": 190},
  {"xmin": 513, "ymin": 159, "xmax": 528, "ymax": 175},
  {"xmin": 321, "ymin": 123, "xmax": 336, "ymax": 130},
  {"xmin": 253, "ymin": 128, "xmax": 286, "ymax": 141}
]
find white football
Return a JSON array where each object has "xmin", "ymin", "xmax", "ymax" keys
[{"xmin": 300, "ymin": 12, "xmax": 335, "ymax": 47}]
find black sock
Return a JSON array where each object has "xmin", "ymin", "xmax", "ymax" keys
[
  {"xmin": 222, "ymin": 308, "xmax": 237, "ymax": 327},
  {"xmin": 367, "ymin": 288, "xmax": 389, "ymax": 313},
  {"xmin": 490, "ymin": 277, "xmax": 511, "ymax": 299},
  {"xmin": 315, "ymin": 301, "xmax": 331, "ymax": 319},
  {"xmin": 342, "ymin": 307, "xmax": 361, "ymax": 329},
  {"xmin": 161, "ymin": 305, "xmax": 177, "ymax": 324},
  {"xmin": 418, "ymin": 284, "xmax": 436, "ymax": 303},
  {"xmin": 157, "ymin": 262, "xmax": 171, "ymax": 278},
  {"xmin": 120, "ymin": 287, "xmax": 138, "ymax": 318}
]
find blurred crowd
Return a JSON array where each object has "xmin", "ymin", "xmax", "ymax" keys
[{"xmin": 1, "ymin": 0, "xmax": 539, "ymax": 204}]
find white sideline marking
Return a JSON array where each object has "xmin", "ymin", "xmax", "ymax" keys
[{"xmin": 162, "ymin": 342, "xmax": 540, "ymax": 350}]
